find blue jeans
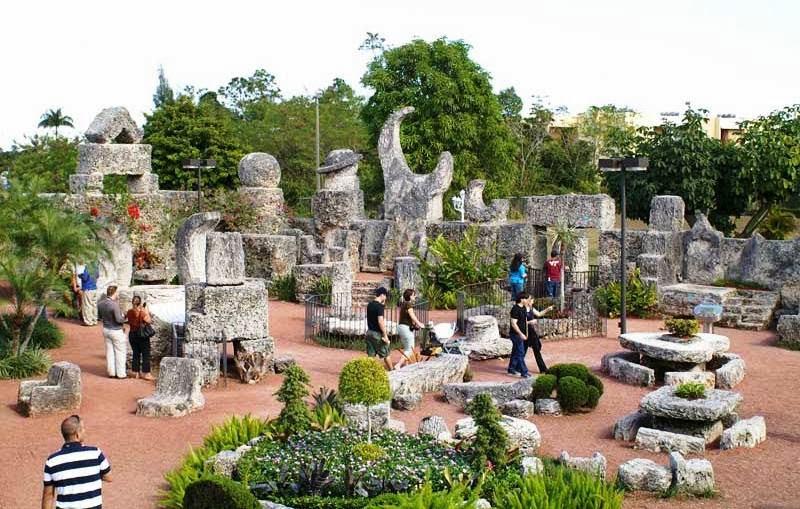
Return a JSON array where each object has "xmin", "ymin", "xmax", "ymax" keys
[
  {"xmin": 546, "ymin": 280, "xmax": 559, "ymax": 298},
  {"xmin": 508, "ymin": 333, "xmax": 529, "ymax": 376},
  {"xmin": 510, "ymin": 282, "xmax": 524, "ymax": 300}
]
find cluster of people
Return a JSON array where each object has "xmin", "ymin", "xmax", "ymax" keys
[
  {"xmin": 365, "ymin": 286, "xmax": 424, "ymax": 370},
  {"xmin": 508, "ymin": 250, "xmax": 564, "ymax": 300}
]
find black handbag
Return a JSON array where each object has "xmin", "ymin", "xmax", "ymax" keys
[{"xmin": 139, "ymin": 323, "xmax": 156, "ymax": 339}]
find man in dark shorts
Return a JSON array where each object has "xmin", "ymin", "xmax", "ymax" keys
[{"xmin": 366, "ymin": 287, "xmax": 393, "ymax": 370}]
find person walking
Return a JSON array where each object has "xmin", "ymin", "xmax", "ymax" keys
[
  {"xmin": 126, "ymin": 295, "xmax": 154, "ymax": 381},
  {"xmin": 508, "ymin": 292, "xmax": 532, "ymax": 378},
  {"xmin": 97, "ymin": 285, "xmax": 127, "ymax": 379},
  {"xmin": 525, "ymin": 300, "xmax": 554, "ymax": 373},
  {"xmin": 76, "ymin": 263, "xmax": 99, "ymax": 326},
  {"xmin": 42, "ymin": 415, "xmax": 112, "ymax": 509},
  {"xmin": 508, "ymin": 253, "xmax": 527, "ymax": 300},
  {"xmin": 395, "ymin": 289, "xmax": 425, "ymax": 369},
  {"xmin": 366, "ymin": 287, "xmax": 393, "ymax": 370},
  {"xmin": 543, "ymin": 250, "xmax": 563, "ymax": 299}
]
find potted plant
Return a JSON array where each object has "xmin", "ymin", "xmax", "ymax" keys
[{"xmin": 664, "ymin": 317, "xmax": 700, "ymax": 341}]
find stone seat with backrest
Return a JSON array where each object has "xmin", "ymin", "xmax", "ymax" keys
[
  {"xmin": 18, "ymin": 361, "xmax": 82, "ymax": 417},
  {"xmin": 136, "ymin": 357, "xmax": 205, "ymax": 417}
]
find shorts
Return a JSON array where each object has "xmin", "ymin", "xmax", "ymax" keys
[
  {"xmin": 366, "ymin": 330, "xmax": 389, "ymax": 359},
  {"xmin": 397, "ymin": 324, "xmax": 415, "ymax": 356}
]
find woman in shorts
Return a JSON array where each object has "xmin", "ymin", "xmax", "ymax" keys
[{"xmin": 395, "ymin": 289, "xmax": 425, "ymax": 369}]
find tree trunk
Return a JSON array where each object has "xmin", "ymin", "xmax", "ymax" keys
[
  {"xmin": 739, "ymin": 203, "xmax": 772, "ymax": 239},
  {"xmin": 559, "ymin": 265, "xmax": 565, "ymax": 311},
  {"xmin": 367, "ymin": 404, "xmax": 372, "ymax": 444},
  {"xmin": 19, "ymin": 305, "xmax": 44, "ymax": 354}
]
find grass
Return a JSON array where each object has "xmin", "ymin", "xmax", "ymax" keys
[{"xmin": 776, "ymin": 340, "xmax": 800, "ymax": 352}]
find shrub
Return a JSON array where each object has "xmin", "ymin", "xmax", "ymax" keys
[
  {"xmin": 367, "ymin": 483, "xmax": 477, "ymax": 508},
  {"xmin": 313, "ymin": 276, "xmax": 333, "ymax": 305},
  {"xmin": 183, "ymin": 475, "xmax": 261, "ymax": 509},
  {"xmin": 311, "ymin": 402, "xmax": 347, "ymax": 431},
  {"xmin": 312, "ymin": 386, "xmax": 342, "ymax": 411},
  {"xmin": 0, "ymin": 348, "xmax": 51, "ymax": 379},
  {"xmin": 759, "ymin": 207, "xmax": 796, "ymax": 240},
  {"xmin": 466, "ymin": 393, "xmax": 508, "ymax": 468},
  {"xmin": 556, "ymin": 376, "xmax": 589, "ymax": 413},
  {"xmin": 585, "ymin": 385, "xmax": 601, "ymax": 409},
  {"xmin": 0, "ymin": 314, "xmax": 64, "ymax": 350},
  {"xmin": 586, "ymin": 373, "xmax": 604, "ymax": 396},
  {"xmin": 665, "ymin": 317, "xmax": 700, "ymax": 338},
  {"xmin": 275, "ymin": 364, "xmax": 313, "ymax": 435},
  {"xmin": 531, "ymin": 374, "xmax": 557, "ymax": 399},
  {"xmin": 547, "ymin": 363, "xmax": 590, "ymax": 383},
  {"xmin": 593, "ymin": 268, "xmax": 657, "ymax": 318},
  {"xmin": 338, "ymin": 358, "xmax": 391, "ymax": 407},
  {"xmin": 675, "ymin": 382, "xmax": 706, "ymax": 400},
  {"xmin": 269, "ymin": 274, "xmax": 298, "ymax": 303},
  {"xmin": 352, "ymin": 442, "xmax": 386, "ymax": 462},
  {"xmin": 492, "ymin": 463, "xmax": 623, "ymax": 509}
]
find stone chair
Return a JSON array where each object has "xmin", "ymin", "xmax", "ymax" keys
[
  {"xmin": 18, "ymin": 362, "xmax": 82, "ymax": 417},
  {"xmin": 136, "ymin": 357, "xmax": 205, "ymax": 417}
]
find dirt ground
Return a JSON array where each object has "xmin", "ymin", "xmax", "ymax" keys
[{"xmin": 1, "ymin": 302, "xmax": 798, "ymax": 509}]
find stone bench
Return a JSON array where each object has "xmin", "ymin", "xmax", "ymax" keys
[
  {"xmin": 136, "ymin": 357, "xmax": 205, "ymax": 417},
  {"xmin": 18, "ymin": 362, "xmax": 81, "ymax": 417}
]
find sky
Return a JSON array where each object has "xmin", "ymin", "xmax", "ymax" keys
[{"xmin": 1, "ymin": 0, "xmax": 799, "ymax": 149}]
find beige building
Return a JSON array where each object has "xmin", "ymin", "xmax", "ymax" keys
[{"xmin": 552, "ymin": 111, "xmax": 748, "ymax": 141}]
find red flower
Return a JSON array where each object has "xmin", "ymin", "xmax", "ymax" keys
[
  {"xmin": 89, "ymin": 207, "xmax": 100, "ymax": 217},
  {"xmin": 126, "ymin": 203, "xmax": 141, "ymax": 220}
]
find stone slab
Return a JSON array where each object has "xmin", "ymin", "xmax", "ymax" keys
[
  {"xmin": 136, "ymin": 357, "xmax": 205, "ymax": 417},
  {"xmin": 558, "ymin": 451, "xmax": 607, "ymax": 480},
  {"xmin": 443, "ymin": 377, "xmax": 535, "ymax": 408},
  {"xmin": 77, "ymin": 143, "xmax": 151, "ymax": 175},
  {"xmin": 651, "ymin": 417, "xmax": 724, "ymax": 444},
  {"xmin": 185, "ymin": 279, "xmax": 269, "ymax": 342},
  {"xmin": 521, "ymin": 193, "xmax": 615, "ymax": 229},
  {"xmin": 205, "ymin": 232, "xmax": 246, "ymax": 286},
  {"xmin": 669, "ymin": 452, "xmax": 715, "ymax": 496},
  {"xmin": 613, "ymin": 410, "xmax": 652, "ymax": 441},
  {"xmin": 534, "ymin": 398, "xmax": 562, "ymax": 416},
  {"xmin": 389, "ymin": 354, "xmax": 469, "ymax": 396},
  {"xmin": 417, "ymin": 416, "xmax": 449, "ymax": 437},
  {"xmin": 455, "ymin": 415, "xmax": 541, "ymax": 457},
  {"xmin": 617, "ymin": 459, "xmax": 672, "ymax": 493},
  {"xmin": 84, "ymin": 106, "xmax": 142, "ymax": 144},
  {"xmin": 175, "ymin": 212, "xmax": 221, "ymax": 285},
  {"xmin": 634, "ymin": 427, "xmax": 705, "ymax": 455},
  {"xmin": 663, "ymin": 371, "xmax": 716, "ymax": 390},
  {"xmin": 640, "ymin": 386, "xmax": 742, "ymax": 422},
  {"xmin": 17, "ymin": 362, "xmax": 81, "ymax": 417},
  {"xmin": 720, "ymin": 416, "xmax": 766, "ymax": 450},
  {"xmin": 499, "ymin": 399, "xmax": 536, "ymax": 419},
  {"xmin": 620, "ymin": 332, "xmax": 730, "ymax": 364}
]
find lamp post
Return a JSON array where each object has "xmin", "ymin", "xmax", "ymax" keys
[
  {"xmin": 598, "ymin": 157, "xmax": 648, "ymax": 334},
  {"xmin": 183, "ymin": 159, "xmax": 216, "ymax": 211}
]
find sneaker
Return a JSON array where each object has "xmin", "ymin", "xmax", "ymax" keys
[{"xmin": 521, "ymin": 373, "xmax": 532, "ymax": 379}]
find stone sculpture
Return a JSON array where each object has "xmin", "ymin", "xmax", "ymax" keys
[
  {"xmin": 237, "ymin": 153, "xmax": 286, "ymax": 234},
  {"xmin": 84, "ymin": 106, "xmax": 143, "ymax": 144},
  {"xmin": 18, "ymin": 362, "xmax": 82, "ymax": 417},
  {"xmin": 465, "ymin": 179, "xmax": 509, "ymax": 223},
  {"xmin": 175, "ymin": 211, "xmax": 221, "ymax": 284},
  {"xmin": 136, "ymin": 357, "xmax": 205, "ymax": 417}
]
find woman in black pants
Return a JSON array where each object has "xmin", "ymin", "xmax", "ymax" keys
[
  {"xmin": 126, "ymin": 296, "xmax": 153, "ymax": 380},
  {"xmin": 525, "ymin": 301, "xmax": 553, "ymax": 373}
]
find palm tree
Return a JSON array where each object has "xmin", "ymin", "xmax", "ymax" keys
[
  {"xmin": 548, "ymin": 220, "xmax": 580, "ymax": 311},
  {"xmin": 38, "ymin": 108, "xmax": 74, "ymax": 137}
]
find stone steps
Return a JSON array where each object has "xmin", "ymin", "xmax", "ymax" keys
[
  {"xmin": 719, "ymin": 290, "xmax": 779, "ymax": 331},
  {"xmin": 351, "ymin": 279, "xmax": 392, "ymax": 306}
]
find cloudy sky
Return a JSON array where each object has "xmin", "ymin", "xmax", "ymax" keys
[{"xmin": 1, "ymin": 0, "xmax": 798, "ymax": 149}]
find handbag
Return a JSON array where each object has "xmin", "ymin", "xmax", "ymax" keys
[{"xmin": 139, "ymin": 323, "xmax": 156, "ymax": 339}]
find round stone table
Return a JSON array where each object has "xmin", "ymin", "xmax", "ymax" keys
[{"xmin": 620, "ymin": 332, "xmax": 729, "ymax": 365}]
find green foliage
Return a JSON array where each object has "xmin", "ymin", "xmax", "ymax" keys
[
  {"xmin": 338, "ymin": 358, "xmax": 391, "ymax": 406},
  {"xmin": 711, "ymin": 278, "xmax": 769, "ymax": 291},
  {"xmin": 275, "ymin": 365, "xmax": 313, "ymax": 435},
  {"xmin": 143, "ymin": 94, "xmax": 246, "ymax": 191},
  {"xmin": 759, "ymin": 207, "xmax": 796, "ymax": 239},
  {"xmin": 367, "ymin": 483, "xmax": 478, "ymax": 508},
  {"xmin": 584, "ymin": 385, "xmax": 601, "ymax": 409},
  {"xmin": 352, "ymin": 442, "xmax": 386, "ymax": 462},
  {"xmin": 269, "ymin": 274, "xmax": 298, "ymax": 302},
  {"xmin": 0, "ymin": 315, "xmax": 63, "ymax": 350},
  {"xmin": 492, "ymin": 464, "xmax": 624, "ymax": 509},
  {"xmin": 311, "ymin": 402, "xmax": 347, "ymax": 431},
  {"xmin": 665, "ymin": 318, "xmax": 700, "ymax": 338},
  {"xmin": 361, "ymin": 38, "xmax": 518, "ymax": 210},
  {"xmin": 547, "ymin": 363, "xmax": 590, "ymax": 383},
  {"xmin": 313, "ymin": 276, "xmax": 333, "ymax": 306},
  {"xmin": 38, "ymin": 108, "xmax": 74, "ymax": 136},
  {"xmin": 593, "ymin": 269, "xmax": 657, "ymax": 318},
  {"xmin": 312, "ymin": 386, "xmax": 342, "ymax": 411},
  {"xmin": 203, "ymin": 188, "xmax": 259, "ymax": 232},
  {"xmin": 3, "ymin": 135, "xmax": 78, "ymax": 193},
  {"xmin": 531, "ymin": 374, "xmax": 557, "ymax": 399},
  {"xmin": 183, "ymin": 476, "xmax": 261, "ymax": 509},
  {"xmin": 466, "ymin": 393, "xmax": 508, "ymax": 468},
  {"xmin": 675, "ymin": 382, "xmax": 706, "ymax": 400},
  {"xmin": 585, "ymin": 373, "xmax": 604, "ymax": 397},
  {"xmin": 556, "ymin": 376, "xmax": 589, "ymax": 413},
  {"xmin": 0, "ymin": 348, "xmax": 51, "ymax": 379},
  {"xmin": 269, "ymin": 495, "xmax": 375, "ymax": 509},
  {"xmin": 153, "ymin": 66, "xmax": 176, "ymax": 108},
  {"xmin": 203, "ymin": 415, "xmax": 273, "ymax": 453}
]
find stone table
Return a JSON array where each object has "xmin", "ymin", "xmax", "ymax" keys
[{"xmin": 620, "ymin": 332, "xmax": 730, "ymax": 374}]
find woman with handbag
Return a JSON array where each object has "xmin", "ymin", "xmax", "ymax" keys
[
  {"xmin": 127, "ymin": 296, "xmax": 154, "ymax": 380},
  {"xmin": 395, "ymin": 289, "xmax": 425, "ymax": 369}
]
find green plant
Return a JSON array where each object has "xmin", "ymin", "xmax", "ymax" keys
[
  {"xmin": 352, "ymin": 442, "xmax": 386, "ymax": 462},
  {"xmin": 759, "ymin": 207, "xmax": 796, "ymax": 240},
  {"xmin": 466, "ymin": 393, "xmax": 509, "ymax": 468},
  {"xmin": 675, "ymin": 382, "xmax": 706, "ymax": 400},
  {"xmin": 547, "ymin": 363, "xmax": 590, "ymax": 382},
  {"xmin": 313, "ymin": 276, "xmax": 333, "ymax": 306},
  {"xmin": 313, "ymin": 386, "xmax": 342, "ymax": 411},
  {"xmin": 0, "ymin": 348, "xmax": 51, "ymax": 379},
  {"xmin": 338, "ymin": 358, "xmax": 391, "ymax": 442},
  {"xmin": 584, "ymin": 385, "xmax": 601, "ymax": 409},
  {"xmin": 711, "ymin": 278, "xmax": 769, "ymax": 291},
  {"xmin": 203, "ymin": 415, "xmax": 273, "ymax": 453},
  {"xmin": 665, "ymin": 317, "xmax": 700, "ymax": 338},
  {"xmin": 183, "ymin": 475, "xmax": 261, "ymax": 509},
  {"xmin": 275, "ymin": 364, "xmax": 313, "ymax": 435},
  {"xmin": 312, "ymin": 402, "xmax": 347, "ymax": 431},
  {"xmin": 531, "ymin": 374, "xmax": 557, "ymax": 399},
  {"xmin": 367, "ymin": 482, "xmax": 478, "ymax": 508},
  {"xmin": 593, "ymin": 268, "xmax": 657, "ymax": 318},
  {"xmin": 556, "ymin": 376, "xmax": 589, "ymax": 413},
  {"xmin": 0, "ymin": 315, "xmax": 64, "ymax": 350},
  {"xmin": 269, "ymin": 274, "xmax": 298, "ymax": 302},
  {"xmin": 585, "ymin": 373, "xmax": 604, "ymax": 396},
  {"xmin": 492, "ymin": 463, "xmax": 624, "ymax": 509}
]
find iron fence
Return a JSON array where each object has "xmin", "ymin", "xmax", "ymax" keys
[{"xmin": 304, "ymin": 292, "xmax": 430, "ymax": 349}]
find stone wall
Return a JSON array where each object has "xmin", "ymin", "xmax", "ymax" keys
[
  {"xmin": 425, "ymin": 221, "xmax": 547, "ymax": 269},
  {"xmin": 241, "ymin": 234, "xmax": 297, "ymax": 281},
  {"xmin": 598, "ymin": 229, "xmax": 646, "ymax": 285},
  {"xmin": 521, "ymin": 194, "xmax": 615, "ymax": 229}
]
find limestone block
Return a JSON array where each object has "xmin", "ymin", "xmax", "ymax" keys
[
  {"xmin": 393, "ymin": 256, "xmax": 421, "ymax": 291},
  {"xmin": 97, "ymin": 222, "xmax": 133, "ymax": 288},
  {"xmin": 312, "ymin": 189, "xmax": 364, "ymax": 229},
  {"xmin": 384, "ymin": 418, "xmax": 406, "ymax": 433},
  {"xmin": 652, "ymin": 417, "xmax": 723, "ymax": 444},
  {"xmin": 496, "ymin": 223, "xmax": 546, "ymax": 271},
  {"xmin": 175, "ymin": 212, "xmax": 221, "ymax": 285},
  {"xmin": 233, "ymin": 338, "xmax": 275, "ymax": 384},
  {"xmin": 318, "ymin": 149, "xmax": 362, "ymax": 191},
  {"xmin": 443, "ymin": 377, "xmax": 535, "ymax": 408},
  {"xmin": 417, "ymin": 416, "xmax": 449, "ymax": 437},
  {"xmin": 392, "ymin": 393, "xmax": 422, "ymax": 411},
  {"xmin": 205, "ymin": 445, "xmax": 251, "ymax": 478},
  {"xmin": 606, "ymin": 355, "xmax": 655, "ymax": 387},
  {"xmin": 534, "ymin": 398, "xmax": 562, "ymax": 416},
  {"xmin": 465, "ymin": 179, "xmax": 509, "ymax": 223},
  {"xmin": 136, "ymin": 357, "xmax": 205, "ymax": 417},
  {"xmin": 777, "ymin": 315, "xmax": 800, "ymax": 344},
  {"xmin": 522, "ymin": 193, "xmax": 615, "ymax": 229},
  {"xmin": 127, "ymin": 173, "xmax": 159, "ymax": 194},
  {"xmin": 69, "ymin": 173, "xmax": 104, "ymax": 194},
  {"xmin": 634, "ymin": 427, "xmax": 705, "ymax": 455},
  {"xmin": 205, "ymin": 232, "xmax": 246, "ymax": 286},
  {"xmin": 658, "ymin": 283, "xmax": 735, "ymax": 317},
  {"xmin": 613, "ymin": 410, "xmax": 652, "ymax": 441},
  {"xmin": 242, "ymin": 234, "xmax": 297, "ymax": 280},
  {"xmin": 84, "ymin": 106, "xmax": 142, "ymax": 144},
  {"xmin": 271, "ymin": 355, "xmax": 295, "ymax": 373},
  {"xmin": 649, "ymin": 195, "xmax": 685, "ymax": 232},
  {"xmin": 564, "ymin": 229, "xmax": 589, "ymax": 273},
  {"xmin": 683, "ymin": 214, "xmax": 725, "ymax": 284},
  {"xmin": 77, "ymin": 143, "xmax": 151, "ymax": 175},
  {"xmin": 238, "ymin": 153, "xmax": 281, "ymax": 187},
  {"xmin": 17, "ymin": 362, "xmax": 81, "ymax": 417},
  {"xmin": 712, "ymin": 355, "xmax": 746, "ymax": 389},
  {"xmin": 664, "ymin": 371, "xmax": 716, "ymax": 390},
  {"xmin": 720, "ymin": 416, "xmax": 766, "ymax": 450},
  {"xmin": 182, "ymin": 341, "xmax": 219, "ymax": 387},
  {"xmin": 620, "ymin": 332, "xmax": 729, "ymax": 364},
  {"xmin": 390, "ymin": 354, "xmax": 468, "ymax": 396},
  {"xmin": 292, "ymin": 262, "xmax": 352, "ymax": 302},
  {"xmin": 558, "ymin": 451, "xmax": 607, "ymax": 480},
  {"xmin": 238, "ymin": 187, "xmax": 286, "ymax": 235},
  {"xmin": 185, "ymin": 279, "xmax": 269, "ymax": 342},
  {"xmin": 601, "ymin": 350, "xmax": 639, "ymax": 371},
  {"xmin": 343, "ymin": 401, "xmax": 390, "ymax": 431},
  {"xmin": 461, "ymin": 315, "xmax": 512, "ymax": 360},
  {"xmin": 669, "ymin": 452, "xmax": 715, "ymax": 495},
  {"xmin": 640, "ymin": 386, "xmax": 741, "ymax": 422},
  {"xmin": 455, "ymin": 415, "xmax": 541, "ymax": 456},
  {"xmin": 597, "ymin": 229, "xmax": 646, "ymax": 284},
  {"xmin": 617, "ymin": 459, "xmax": 672, "ymax": 492},
  {"xmin": 499, "ymin": 399, "xmax": 536, "ymax": 419},
  {"xmin": 379, "ymin": 107, "xmax": 453, "ymax": 222},
  {"xmin": 780, "ymin": 285, "xmax": 800, "ymax": 311},
  {"xmin": 521, "ymin": 456, "xmax": 544, "ymax": 476}
]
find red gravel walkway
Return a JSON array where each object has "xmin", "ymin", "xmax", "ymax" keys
[{"xmin": 0, "ymin": 303, "xmax": 798, "ymax": 508}]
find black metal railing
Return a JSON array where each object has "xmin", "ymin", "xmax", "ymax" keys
[{"xmin": 305, "ymin": 292, "xmax": 430, "ymax": 350}]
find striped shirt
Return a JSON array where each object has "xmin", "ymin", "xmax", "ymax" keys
[{"xmin": 43, "ymin": 442, "xmax": 110, "ymax": 509}]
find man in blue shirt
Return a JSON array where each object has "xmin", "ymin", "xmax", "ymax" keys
[{"xmin": 75, "ymin": 263, "xmax": 99, "ymax": 326}]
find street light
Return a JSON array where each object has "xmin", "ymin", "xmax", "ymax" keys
[
  {"xmin": 598, "ymin": 157, "xmax": 648, "ymax": 334},
  {"xmin": 182, "ymin": 159, "xmax": 216, "ymax": 211}
]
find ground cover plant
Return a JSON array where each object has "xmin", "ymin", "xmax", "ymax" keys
[{"xmin": 675, "ymin": 381, "xmax": 706, "ymax": 400}]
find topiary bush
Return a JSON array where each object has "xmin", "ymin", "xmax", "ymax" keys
[
  {"xmin": 675, "ymin": 381, "xmax": 706, "ymax": 400},
  {"xmin": 466, "ymin": 393, "xmax": 509, "ymax": 469},
  {"xmin": 275, "ymin": 364, "xmax": 313, "ymax": 436},
  {"xmin": 531, "ymin": 374, "xmax": 557, "ymax": 399},
  {"xmin": 585, "ymin": 385, "xmax": 601, "ymax": 409},
  {"xmin": 183, "ymin": 475, "xmax": 261, "ymax": 509},
  {"xmin": 665, "ymin": 317, "xmax": 700, "ymax": 338},
  {"xmin": 547, "ymin": 363, "xmax": 590, "ymax": 382},
  {"xmin": 556, "ymin": 376, "xmax": 589, "ymax": 413},
  {"xmin": 338, "ymin": 358, "xmax": 391, "ymax": 442},
  {"xmin": 586, "ymin": 373, "xmax": 604, "ymax": 396}
]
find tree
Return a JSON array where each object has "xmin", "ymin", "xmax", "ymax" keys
[
  {"xmin": 574, "ymin": 105, "xmax": 637, "ymax": 166},
  {"xmin": 2, "ymin": 135, "xmax": 78, "ymax": 192},
  {"xmin": 142, "ymin": 94, "xmax": 246, "ymax": 190},
  {"xmin": 497, "ymin": 87, "xmax": 523, "ymax": 118},
  {"xmin": 153, "ymin": 66, "xmax": 175, "ymax": 108},
  {"xmin": 361, "ymin": 38, "xmax": 518, "ymax": 210},
  {"xmin": 465, "ymin": 393, "xmax": 508, "ymax": 468},
  {"xmin": 338, "ymin": 358, "xmax": 391, "ymax": 443},
  {"xmin": 548, "ymin": 220, "xmax": 580, "ymax": 310},
  {"xmin": 737, "ymin": 105, "xmax": 800, "ymax": 237},
  {"xmin": 218, "ymin": 69, "xmax": 281, "ymax": 117},
  {"xmin": 38, "ymin": 108, "xmax": 74, "ymax": 137},
  {"xmin": 274, "ymin": 364, "xmax": 313, "ymax": 435}
]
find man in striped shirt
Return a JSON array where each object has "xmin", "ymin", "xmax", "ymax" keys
[{"xmin": 42, "ymin": 415, "xmax": 112, "ymax": 509}]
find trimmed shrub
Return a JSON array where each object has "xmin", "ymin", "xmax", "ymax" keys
[
  {"xmin": 275, "ymin": 364, "xmax": 313, "ymax": 435},
  {"xmin": 547, "ymin": 363, "xmax": 590, "ymax": 383},
  {"xmin": 338, "ymin": 358, "xmax": 391, "ymax": 407},
  {"xmin": 556, "ymin": 376, "xmax": 589, "ymax": 412},
  {"xmin": 586, "ymin": 373, "xmax": 604, "ymax": 396},
  {"xmin": 531, "ymin": 374, "xmax": 557, "ymax": 399},
  {"xmin": 665, "ymin": 317, "xmax": 700, "ymax": 338},
  {"xmin": 466, "ymin": 393, "xmax": 508, "ymax": 468},
  {"xmin": 585, "ymin": 385, "xmax": 601, "ymax": 409},
  {"xmin": 183, "ymin": 475, "xmax": 261, "ymax": 509},
  {"xmin": 352, "ymin": 442, "xmax": 386, "ymax": 462},
  {"xmin": 675, "ymin": 381, "xmax": 706, "ymax": 400},
  {"xmin": 0, "ymin": 315, "xmax": 64, "ymax": 350}
]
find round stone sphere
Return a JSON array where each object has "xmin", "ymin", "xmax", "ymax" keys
[{"xmin": 238, "ymin": 153, "xmax": 281, "ymax": 187}]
